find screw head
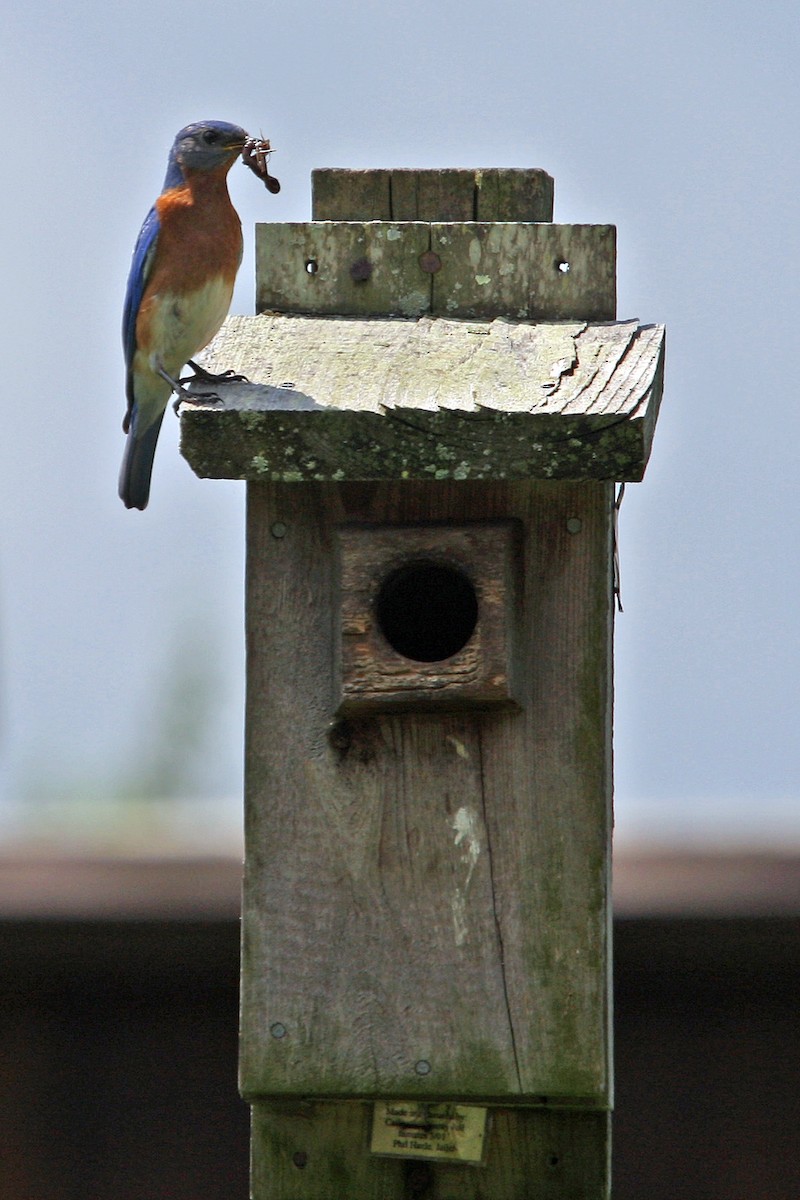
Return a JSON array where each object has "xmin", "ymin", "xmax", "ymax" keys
[
  {"xmin": 419, "ymin": 251, "xmax": 442, "ymax": 274},
  {"xmin": 271, "ymin": 522, "xmax": 288, "ymax": 538},
  {"xmin": 350, "ymin": 257, "xmax": 373, "ymax": 282},
  {"xmin": 270, "ymin": 1022, "xmax": 287, "ymax": 1039},
  {"xmin": 414, "ymin": 1059, "xmax": 432, "ymax": 1076},
  {"xmin": 566, "ymin": 517, "xmax": 582, "ymax": 534}
]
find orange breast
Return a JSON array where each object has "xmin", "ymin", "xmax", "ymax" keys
[{"xmin": 151, "ymin": 167, "xmax": 243, "ymax": 294}]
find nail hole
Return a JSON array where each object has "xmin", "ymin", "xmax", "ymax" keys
[
  {"xmin": 376, "ymin": 561, "xmax": 478, "ymax": 664},
  {"xmin": 548, "ymin": 1153, "xmax": 560, "ymax": 1168},
  {"xmin": 305, "ymin": 259, "xmax": 318, "ymax": 274},
  {"xmin": 292, "ymin": 1151, "xmax": 308, "ymax": 1169}
]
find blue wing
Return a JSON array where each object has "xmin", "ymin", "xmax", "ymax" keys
[{"xmin": 122, "ymin": 204, "xmax": 160, "ymax": 422}]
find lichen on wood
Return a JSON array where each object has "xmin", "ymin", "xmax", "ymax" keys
[
  {"xmin": 180, "ymin": 314, "xmax": 664, "ymax": 484},
  {"xmin": 255, "ymin": 221, "xmax": 615, "ymax": 320}
]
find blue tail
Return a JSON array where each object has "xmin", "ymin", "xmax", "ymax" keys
[{"xmin": 118, "ymin": 408, "xmax": 165, "ymax": 510}]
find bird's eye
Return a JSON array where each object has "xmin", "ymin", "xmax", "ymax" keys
[{"xmin": 202, "ymin": 129, "xmax": 219, "ymax": 145}]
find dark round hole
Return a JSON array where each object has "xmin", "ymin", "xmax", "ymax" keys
[{"xmin": 375, "ymin": 559, "xmax": 478, "ymax": 663}]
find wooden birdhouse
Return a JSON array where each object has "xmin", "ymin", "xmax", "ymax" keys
[{"xmin": 181, "ymin": 167, "xmax": 665, "ymax": 1199}]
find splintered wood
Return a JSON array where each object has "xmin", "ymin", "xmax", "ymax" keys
[{"xmin": 181, "ymin": 314, "xmax": 664, "ymax": 483}]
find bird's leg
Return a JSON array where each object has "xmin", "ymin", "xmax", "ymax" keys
[
  {"xmin": 181, "ymin": 358, "xmax": 249, "ymax": 385},
  {"xmin": 154, "ymin": 363, "xmax": 223, "ymax": 416}
]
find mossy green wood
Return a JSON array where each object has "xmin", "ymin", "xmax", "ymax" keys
[
  {"xmin": 255, "ymin": 222, "xmax": 615, "ymax": 319},
  {"xmin": 256, "ymin": 222, "xmax": 431, "ymax": 318},
  {"xmin": 180, "ymin": 315, "xmax": 665, "ymax": 484},
  {"xmin": 240, "ymin": 479, "xmax": 613, "ymax": 1104},
  {"xmin": 432, "ymin": 224, "xmax": 616, "ymax": 320},
  {"xmin": 251, "ymin": 1102, "xmax": 610, "ymax": 1200}
]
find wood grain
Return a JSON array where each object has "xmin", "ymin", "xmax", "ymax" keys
[
  {"xmin": 254, "ymin": 221, "xmax": 614, "ymax": 319},
  {"xmin": 337, "ymin": 521, "xmax": 521, "ymax": 712},
  {"xmin": 431, "ymin": 224, "xmax": 615, "ymax": 320},
  {"xmin": 240, "ymin": 479, "xmax": 613, "ymax": 1105},
  {"xmin": 256, "ymin": 222, "xmax": 432, "ymax": 318},
  {"xmin": 251, "ymin": 1101, "xmax": 610, "ymax": 1199},
  {"xmin": 180, "ymin": 316, "xmax": 664, "ymax": 483},
  {"xmin": 311, "ymin": 168, "xmax": 555, "ymax": 223}
]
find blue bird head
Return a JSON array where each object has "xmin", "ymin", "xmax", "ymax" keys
[{"xmin": 163, "ymin": 120, "xmax": 250, "ymax": 187}]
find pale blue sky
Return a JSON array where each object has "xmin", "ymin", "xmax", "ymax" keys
[{"xmin": 1, "ymin": 0, "xmax": 797, "ymax": 848}]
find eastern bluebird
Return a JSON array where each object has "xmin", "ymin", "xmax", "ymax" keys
[{"xmin": 119, "ymin": 120, "xmax": 250, "ymax": 510}]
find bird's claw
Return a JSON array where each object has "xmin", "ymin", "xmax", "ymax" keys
[{"xmin": 182, "ymin": 359, "xmax": 249, "ymax": 385}]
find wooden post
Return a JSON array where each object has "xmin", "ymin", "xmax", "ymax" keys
[{"xmin": 180, "ymin": 167, "xmax": 664, "ymax": 1198}]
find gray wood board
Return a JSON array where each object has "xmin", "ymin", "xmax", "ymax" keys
[
  {"xmin": 251, "ymin": 1102, "xmax": 610, "ymax": 1199},
  {"xmin": 431, "ymin": 223, "xmax": 615, "ymax": 320},
  {"xmin": 180, "ymin": 315, "xmax": 664, "ymax": 482},
  {"xmin": 240, "ymin": 480, "xmax": 613, "ymax": 1104},
  {"xmin": 311, "ymin": 168, "xmax": 555, "ymax": 222},
  {"xmin": 255, "ymin": 222, "xmax": 615, "ymax": 319}
]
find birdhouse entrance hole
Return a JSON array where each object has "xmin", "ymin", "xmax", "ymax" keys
[
  {"xmin": 375, "ymin": 559, "xmax": 479, "ymax": 663},
  {"xmin": 337, "ymin": 521, "xmax": 521, "ymax": 713}
]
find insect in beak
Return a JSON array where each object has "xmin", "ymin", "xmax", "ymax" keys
[{"xmin": 242, "ymin": 136, "xmax": 281, "ymax": 194}]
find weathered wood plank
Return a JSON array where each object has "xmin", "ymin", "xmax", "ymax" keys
[
  {"xmin": 254, "ymin": 221, "xmax": 615, "ymax": 319},
  {"xmin": 256, "ymin": 222, "xmax": 432, "ymax": 317},
  {"xmin": 195, "ymin": 313, "xmax": 598, "ymax": 413},
  {"xmin": 311, "ymin": 168, "xmax": 554, "ymax": 222},
  {"xmin": 312, "ymin": 168, "xmax": 393, "ymax": 220},
  {"xmin": 432, "ymin": 224, "xmax": 616, "ymax": 320},
  {"xmin": 390, "ymin": 169, "xmax": 478, "ymax": 221},
  {"xmin": 240, "ymin": 479, "xmax": 613, "ymax": 1104},
  {"xmin": 251, "ymin": 1102, "xmax": 610, "ymax": 1199},
  {"xmin": 474, "ymin": 167, "xmax": 555, "ymax": 222},
  {"xmin": 182, "ymin": 402, "xmax": 653, "ymax": 484},
  {"xmin": 180, "ymin": 315, "xmax": 664, "ymax": 482}
]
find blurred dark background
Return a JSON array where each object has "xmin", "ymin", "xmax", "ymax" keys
[{"xmin": 1, "ymin": 852, "xmax": 798, "ymax": 1199}]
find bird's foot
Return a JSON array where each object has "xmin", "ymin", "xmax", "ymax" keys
[
  {"xmin": 154, "ymin": 362, "xmax": 225, "ymax": 416},
  {"xmin": 181, "ymin": 359, "xmax": 249, "ymax": 385}
]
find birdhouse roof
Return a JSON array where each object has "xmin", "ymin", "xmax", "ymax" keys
[{"xmin": 180, "ymin": 312, "xmax": 664, "ymax": 483}]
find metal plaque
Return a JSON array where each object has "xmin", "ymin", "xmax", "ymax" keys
[{"xmin": 370, "ymin": 1100, "xmax": 488, "ymax": 1164}]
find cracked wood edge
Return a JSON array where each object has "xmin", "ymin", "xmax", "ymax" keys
[
  {"xmin": 194, "ymin": 313, "xmax": 660, "ymax": 419},
  {"xmin": 181, "ymin": 316, "xmax": 664, "ymax": 482}
]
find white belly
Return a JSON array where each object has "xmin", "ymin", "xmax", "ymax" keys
[{"xmin": 147, "ymin": 276, "xmax": 235, "ymax": 377}]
